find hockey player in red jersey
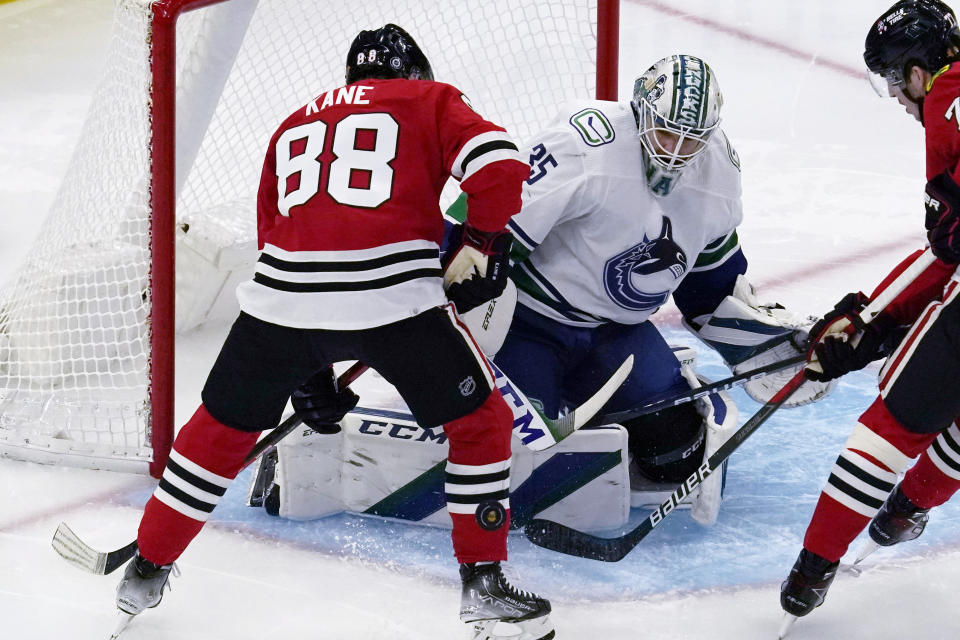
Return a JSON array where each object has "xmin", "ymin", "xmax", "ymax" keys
[
  {"xmin": 780, "ymin": 0, "xmax": 960, "ymax": 633},
  {"xmin": 113, "ymin": 24, "xmax": 552, "ymax": 640}
]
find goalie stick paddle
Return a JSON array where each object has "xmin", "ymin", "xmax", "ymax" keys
[
  {"xmin": 586, "ymin": 353, "xmax": 806, "ymax": 428},
  {"xmin": 523, "ymin": 369, "xmax": 808, "ymax": 562}
]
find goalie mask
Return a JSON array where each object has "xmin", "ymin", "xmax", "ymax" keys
[
  {"xmin": 631, "ymin": 55, "xmax": 723, "ymax": 197},
  {"xmin": 345, "ymin": 23, "xmax": 434, "ymax": 85}
]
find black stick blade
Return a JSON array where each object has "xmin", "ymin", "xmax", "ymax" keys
[{"xmin": 524, "ymin": 518, "xmax": 629, "ymax": 562}]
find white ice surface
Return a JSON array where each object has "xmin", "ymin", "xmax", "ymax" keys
[{"xmin": 2, "ymin": 1, "xmax": 959, "ymax": 639}]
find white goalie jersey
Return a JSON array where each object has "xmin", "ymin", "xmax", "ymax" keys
[{"xmin": 510, "ymin": 99, "xmax": 744, "ymax": 326}]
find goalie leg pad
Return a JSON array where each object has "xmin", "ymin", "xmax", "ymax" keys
[{"xmin": 680, "ymin": 366, "xmax": 739, "ymax": 526}]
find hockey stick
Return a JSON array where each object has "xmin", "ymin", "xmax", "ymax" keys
[
  {"xmin": 51, "ymin": 522, "xmax": 139, "ymax": 575},
  {"xmin": 242, "ymin": 361, "xmax": 369, "ymax": 464},
  {"xmin": 586, "ymin": 353, "xmax": 806, "ymax": 428},
  {"xmin": 524, "ymin": 369, "xmax": 807, "ymax": 561},
  {"xmin": 49, "ymin": 357, "xmax": 632, "ymax": 574},
  {"xmin": 49, "ymin": 362, "xmax": 370, "ymax": 575},
  {"xmin": 244, "ymin": 354, "xmax": 633, "ymax": 463},
  {"xmin": 524, "ymin": 249, "xmax": 939, "ymax": 562}
]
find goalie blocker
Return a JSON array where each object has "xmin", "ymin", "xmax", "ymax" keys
[{"xmin": 248, "ymin": 347, "xmax": 738, "ymax": 531}]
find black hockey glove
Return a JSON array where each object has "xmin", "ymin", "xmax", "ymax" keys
[
  {"xmin": 441, "ymin": 223, "xmax": 513, "ymax": 314},
  {"xmin": 290, "ymin": 368, "xmax": 359, "ymax": 434},
  {"xmin": 804, "ymin": 292, "xmax": 895, "ymax": 382},
  {"xmin": 925, "ymin": 171, "xmax": 960, "ymax": 264}
]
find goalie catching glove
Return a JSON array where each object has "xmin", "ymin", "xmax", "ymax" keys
[
  {"xmin": 804, "ymin": 292, "xmax": 898, "ymax": 382},
  {"xmin": 688, "ymin": 275, "xmax": 834, "ymax": 407},
  {"xmin": 441, "ymin": 223, "xmax": 512, "ymax": 314},
  {"xmin": 290, "ymin": 367, "xmax": 359, "ymax": 434}
]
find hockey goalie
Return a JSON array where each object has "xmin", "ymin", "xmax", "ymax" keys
[{"xmin": 247, "ymin": 283, "xmax": 739, "ymax": 533}]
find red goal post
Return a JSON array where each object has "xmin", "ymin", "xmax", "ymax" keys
[{"xmin": 0, "ymin": 0, "xmax": 619, "ymax": 478}]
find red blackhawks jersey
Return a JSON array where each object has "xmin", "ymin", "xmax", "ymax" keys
[
  {"xmin": 237, "ymin": 78, "xmax": 527, "ymax": 329},
  {"xmin": 873, "ymin": 64, "xmax": 960, "ymax": 324}
]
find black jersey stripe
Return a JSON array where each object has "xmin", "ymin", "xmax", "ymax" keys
[
  {"xmin": 827, "ymin": 473, "xmax": 885, "ymax": 510},
  {"xmin": 158, "ymin": 478, "xmax": 216, "ymax": 513},
  {"xmin": 259, "ymin": 248, "xmax": 438, "ymax": 273},
  {"xmin": 444, "ymin": 489, "xmax": 510, "ymax": 504},
  {"xmin": 166, "ymin": 459, "xmax": 229, "ymax": 497},
  {"xmin": 932, "ymin": 438, "xmax": 960, "ymax": 474},
  {"xmin": 253, "ymin": 267, "xmax": 441, "ymax": 293},
  {"xmin": 938, "ymin": 427, "xmax": 960, "ymax": 460},
  {"xmin": 835, "ymin": 455, "xmax": 896, "ymax": 493},
  {"xmin": 446, "ymin": 469, "xmax": 511, "ymax": 485},
  {"xmin": 460, "ymin": 140, "xmax": 518, "ymax": 175}
]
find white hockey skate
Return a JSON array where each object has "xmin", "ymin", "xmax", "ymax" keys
[
  {"xmin": 112, "ymin": 552, "xmax": 179, "ymax": 638},
  {"xmin": 460, "ymin": 562, "xmax": 554, "ymax": 640}
]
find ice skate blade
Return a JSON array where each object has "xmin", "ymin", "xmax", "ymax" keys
[
  {"xmin": 467, "ymin": 616, "xmax": 555, "ymax": 640},
  {"xmin": 852, "ymin": 539, "xmax": 879, "ymax": 567},
  {"xmin": 778, "ymin": 612, "xmax": 797, "ymax": 639},
  {"xmin": 109, "ymin": 611, "xmax": 135, "ymax": 639}
]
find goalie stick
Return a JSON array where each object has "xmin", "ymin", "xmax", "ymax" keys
[
  {"xmin": 586, "ymin": 353, "xmax": 805, "ymax": 428},
  {"xmin": 524, "ymin": 369, "xmax": 807, "ymax": 561},
  {"xmin": 246, "ymin": 354, "xmax": 635, "ymax": 463},
  {"xmin": 52, "ymin": 355, "xmax": 634, "ymax": 574},
  {"xmin": 524, "ymin": 249, "xmax": 940, "ymax": 562}
]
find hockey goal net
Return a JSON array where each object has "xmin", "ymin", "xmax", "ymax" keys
[{"xmin": 0, "ymin": 0, "xmax": 619, "ymax": 477}]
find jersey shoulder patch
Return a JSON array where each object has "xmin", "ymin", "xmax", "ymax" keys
[{"xmin": 568, "ymin": 106, "xmax": 616, "ymax": 147}]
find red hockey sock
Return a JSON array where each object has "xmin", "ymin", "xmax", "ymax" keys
[
  {"xmin": 803, "ymin": 494, "xmax": 872, "ymax": 563},
  {"xmin": 901, "ymin": 427, "xmax": 960, "ymax": 509},
  {"xmin": 137, "ymin": 405, "xmax": 260, "ymax": 565},
  {"xmin": 443, "ymin": 389, "xmax": 513, "ymax": 564}
]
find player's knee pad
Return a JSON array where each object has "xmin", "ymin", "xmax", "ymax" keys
[{"xmin": 625, "ymin": 401, "xmax": 705, "ymax": 484}]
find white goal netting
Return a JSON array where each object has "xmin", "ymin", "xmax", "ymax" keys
[{"xmin": 0, "ymin": 0, "xmax": 605, "ymax": 474}]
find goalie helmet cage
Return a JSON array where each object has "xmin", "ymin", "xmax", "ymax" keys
[{"xmin": 0, "ymin": 0, "xmax": 619, "ymax": 478}]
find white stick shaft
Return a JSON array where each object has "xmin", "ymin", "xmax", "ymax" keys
[{"xmin": 857, "ymin": 249, "xmax": 938, "ymax": 324}]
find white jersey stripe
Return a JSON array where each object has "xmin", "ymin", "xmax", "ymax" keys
[
  {"xmin": 153, "ymin": 488, "xmax": 213, "ymax": 522},
  {"xmin": 168, "ymin": 450, "xmax": 231, "ymax": 488},
  {"xmin": 444, "ymin": 479, "xmax": 511, "ymax": 495},
  {"xmin": 880, "ymin": 281, "xmax": 960, "ymax": 394},
  {"xmin": 445, "ymin": 458, "xmax": 510, "ymax": 476},
  {"xmin": 823, "ymin": 483, "xmax": 881, "ymax": 518},
  {"xmin": 160, "ymin": 468, "xmax": 225, "ymax": 505}
]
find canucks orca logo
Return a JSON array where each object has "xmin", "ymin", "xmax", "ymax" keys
[{"xmin": 603, "ymin": 218, "xmax": 688, "ymax": 311}]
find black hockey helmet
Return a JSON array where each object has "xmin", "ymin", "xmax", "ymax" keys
[
  {"xmin": 345, "ymin": 24, "xmax": 434, "ymax": 85},
  {"xmin": 864, "ymin": 0, "xmax": 960, "ymax": 88}
]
